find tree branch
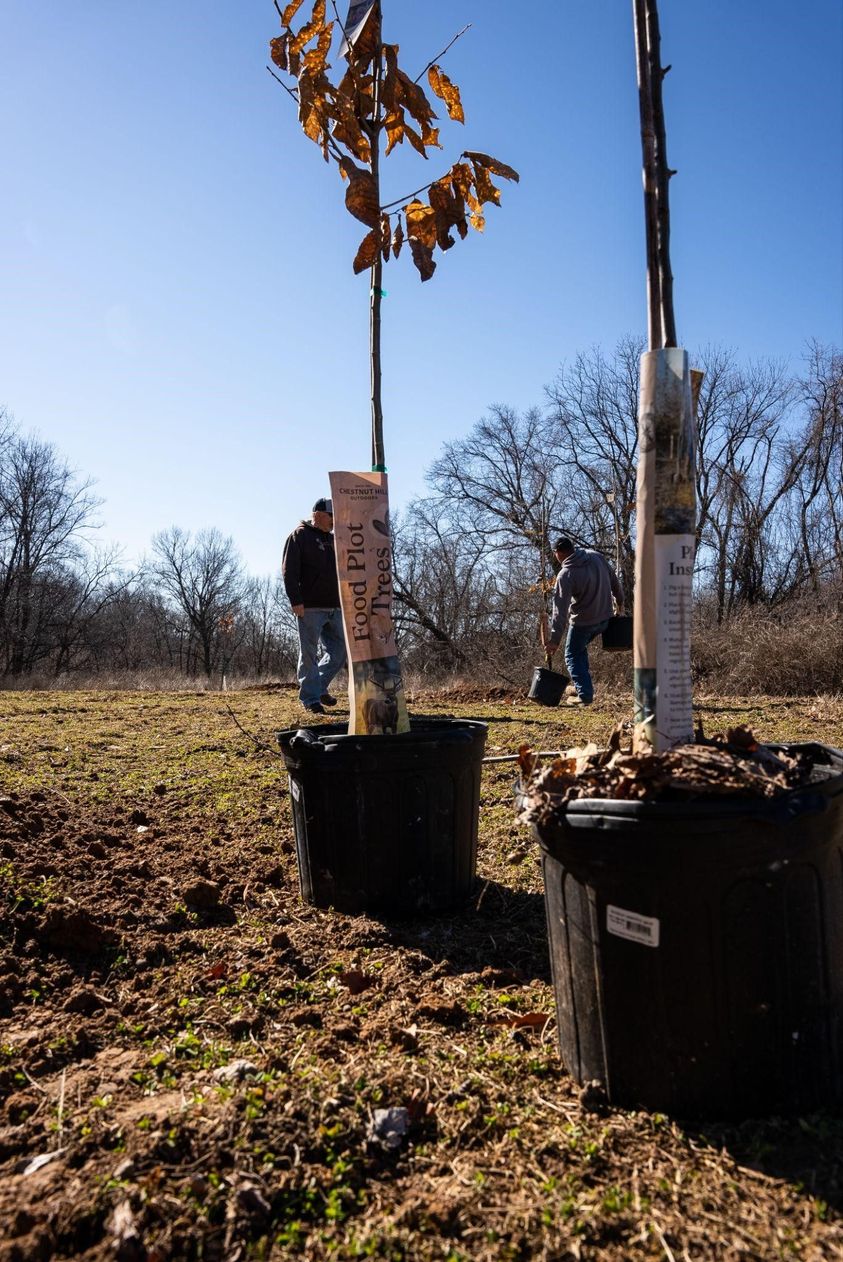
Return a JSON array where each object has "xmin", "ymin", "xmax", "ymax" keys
[
  {"xmin": 265, "ymin": 65, "xmax": 347, "ymax": 167},
  {"xmin": 413, "ymin": 24, "xmax": 472, "ymax": 84},
  {"xmin": 379, "ymin": 159, "xmax": 464, "ymax": 211}
]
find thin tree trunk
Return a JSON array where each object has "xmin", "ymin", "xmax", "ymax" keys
[{"xmin": 369, "ymin": 2, "xmax": 385, "ymax": 471}]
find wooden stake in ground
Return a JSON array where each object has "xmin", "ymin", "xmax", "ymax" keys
[{"xmin": 631, "ymin": 0, "xmax": 701, "ymax": 751}]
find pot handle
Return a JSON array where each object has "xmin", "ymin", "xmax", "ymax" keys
[{"xmin": 289, "ymin": 728, "xmax": 325, "ymax": 754}]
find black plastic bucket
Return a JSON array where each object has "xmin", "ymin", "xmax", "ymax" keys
[
  {"xmin": 528, "ymin": 666, "xmax": 568, "ymax": 706},
  {"xmin": 601, "ymin": 615, "xmax": 633, "ymax": 651},
  {"xmin": 278, "ymin": 718, "xmax": 487, "ymax": 916},
  {"xmin": 526, "ymin": 744, "xmax": 843, "ymax": 1118}
]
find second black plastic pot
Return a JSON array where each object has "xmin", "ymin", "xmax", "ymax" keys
[{"xmin": 525, "ymin": 743, "xmax": 843, "ymax": 1119}]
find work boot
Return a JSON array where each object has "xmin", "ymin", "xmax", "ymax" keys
[
  {"xmin": 320, "ymin": 694, "xmax": 338, "ymax": 706},
  {"xmin": 565, "ymin": 696, "xmax": 592, "ymax": 707},
  {"xmin": 564, "ymin": 684, "xmax": 578, "ymax": 697},
  {"xmin": 304, "ymin": 702, "xmax": 326, "ymax": 715}
]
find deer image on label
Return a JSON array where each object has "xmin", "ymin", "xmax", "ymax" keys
[
  {"xmin": 329, "ymin": 471, "xmax": 410, "ymax": 736},
  {"xmin": 359, "ymin": 662, "xmax": 402, "ymax": 735}
]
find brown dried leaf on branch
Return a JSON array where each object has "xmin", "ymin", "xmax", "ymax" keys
[
  {"xmin": 405, "ymin": 199, "xmax": 438, "ymax": 249},
  {"xmin": 290, "ymin": 0, "xmax": 327, "ymax": 56},
  {"xmin": 468, "ymin": 158, "xmax": 501, "ymax": 207},
  {"xmin": 519, "ymin": 727, "xmax": 813, "ymax": 823},
  {"xmin": 464, "ymin": 150, "xmax": 520, "ymax": 184},
  {"xmin": 340, "ymin": 158, "xmax": 380, "ymax": 226},
  {"xmin": 303, "ymin": 22, "xmax": 334, "ymax": 73},
  {"xmin": 381, "ymin": 50, "xmax": 441, "ymax": 158},
  {"xmin": 409, "ymin": 237, "xmax": 436, "ymax": 282},
  {"xmin": 298, "ymin": 68, "xmax": 334, "ymax": 155},
  {"xmin": 428, "ymin": 64, "xmax": 465, "ymax": 123},
  {"xmin": 269, "ymin": 36, "xmax": 289, "ymax": 72},
  {"xmin": 332, "ymin": 69, "xmax": 371, "ymax": 161},
  {"xmin": 281, "ymin": 0, "xmax": 306, "ymax": 25},
  {"xmin": 380, "ymin": 212, "xmax": 392, "ymax": 262},
  {"xmin": 353, "ymin": 227, "xmax": 381, "ymax": 274},
  {"xmin": 395, "ymin": 68, "xmax": 439, "ymax": 132}
]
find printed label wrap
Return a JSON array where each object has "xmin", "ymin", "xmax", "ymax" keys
[
  {"xmin": 633, "ymin": 349, "xmax": 697, "ymax": 750},
  {"xmin": 329, "ymin": 471, "xmax": 410, "ymax": 736}
]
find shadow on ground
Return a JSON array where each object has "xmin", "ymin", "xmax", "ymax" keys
[
  {"xmin": 688, "ymin": 1113, "xmax": 843, "ymax": 1213},
  {"xmin": 384, "ymin": 880, "xmax": 550, "ymax": 983}
]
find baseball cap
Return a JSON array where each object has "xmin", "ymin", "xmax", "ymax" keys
[{"xmin": 313, "ymin": 497, "xmax": 333, "ymax": 514}]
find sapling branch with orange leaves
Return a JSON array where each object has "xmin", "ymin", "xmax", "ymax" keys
[{"xmin": 267, "ymin": 0, "xmax": 519, "ymax": 284}]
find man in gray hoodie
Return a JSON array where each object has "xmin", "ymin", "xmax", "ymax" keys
[{"xmin": 545, "ymin": 537, "xmax": 624, "ymax": 706}]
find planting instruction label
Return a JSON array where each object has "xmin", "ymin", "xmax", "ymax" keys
[
  {"xmin": 607, "ymin": 905, "xmax": 660, "ymax": 947},
  {"xmin": 653, "ymin": 535, "xmax": 695, "ymax": 747}
]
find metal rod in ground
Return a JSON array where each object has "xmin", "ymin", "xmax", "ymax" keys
[{"xmin": 482, "ymin": 751, "xmax": 564, "ymax": 765}]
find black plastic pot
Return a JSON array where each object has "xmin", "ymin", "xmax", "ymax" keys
[
  {"xmin": 278, "ymin": 718, "xmax": 487, "ymax": 916},
  {"xmin": 526, "ymin": 743, "xmax": 843, "ymax": 1119},
  {"xmin": 528, "ymin": 666, "xmax": 569, "ymax": 706},
  {"xmin": 601, "ymin": 615, "xmax": 633, "ymax": 651}
]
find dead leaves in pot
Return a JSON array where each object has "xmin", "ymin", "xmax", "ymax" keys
[{"xmin": 519, "ymin": 726, "xmax": 813, "ymax": 822}]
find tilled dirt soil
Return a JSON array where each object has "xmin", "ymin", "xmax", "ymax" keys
[{"xmin": 1, "ymin": 689, "xmax": 842, "ymax": 1261}]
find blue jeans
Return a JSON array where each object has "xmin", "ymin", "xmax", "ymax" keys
[
  {"xmin": 296, "ymin": 608, "xmax": 347, "ymax": 706},
  {"xmin": 565, "ymin": 620, "xmax": 609, "ymax": 703}
]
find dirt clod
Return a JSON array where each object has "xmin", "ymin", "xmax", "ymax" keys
[{"xmin": 181, "ymin": 879, "xmax": 220, "ymax": 908}]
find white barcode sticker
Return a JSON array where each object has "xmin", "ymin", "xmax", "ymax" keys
[
  {"xmin": 289, "ymin": 778, "xmax": 301, "ymax": 801},
  {"xmin": 607, "ymin": 905, "xmax": 660, "ymax": 947}
]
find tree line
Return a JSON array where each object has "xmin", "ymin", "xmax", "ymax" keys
[{"xmin": 1, "ymin": 338, "xmax": 840, "ymax": 686}]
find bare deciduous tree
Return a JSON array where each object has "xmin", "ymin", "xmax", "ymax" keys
[
  {"xmin": 151, "ymin": 527, "xmax": 246, "ymax": 681},
  {"xmin": 789, "ymin": 343, "xmax": 843, "ymax": 603},
  {"xmin": 0, "ymin": 421, "xmax": 102, "ymax": 674},
  {"xmin": 545, "ymin": 337, "xmax": 643, "ymax": 597},
  {"xmin": 694, "ymin": 350, "xmax": 798, "ymax": 620}
]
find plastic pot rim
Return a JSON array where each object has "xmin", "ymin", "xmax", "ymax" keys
[{"xmin": 277, "ymin": 716, "xmax": 488, "ymax": 753}]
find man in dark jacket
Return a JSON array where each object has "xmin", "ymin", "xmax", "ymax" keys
[
  {"xmin": 282, "ymin": 498, "xmax": 347, "ymax": 715},
  {"xmin": 545, "ymin": 537, "xmax": 624, "ymax": 706}
]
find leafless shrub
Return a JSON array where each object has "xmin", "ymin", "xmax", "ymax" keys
[{"xmin": 691, "ymin": 604, "xmax": 843, "ymax": 696}]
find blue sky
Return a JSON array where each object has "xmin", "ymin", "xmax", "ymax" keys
[{"xmin": 1, "ymin": 0, "xmax": 841, "ymax": 577}]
